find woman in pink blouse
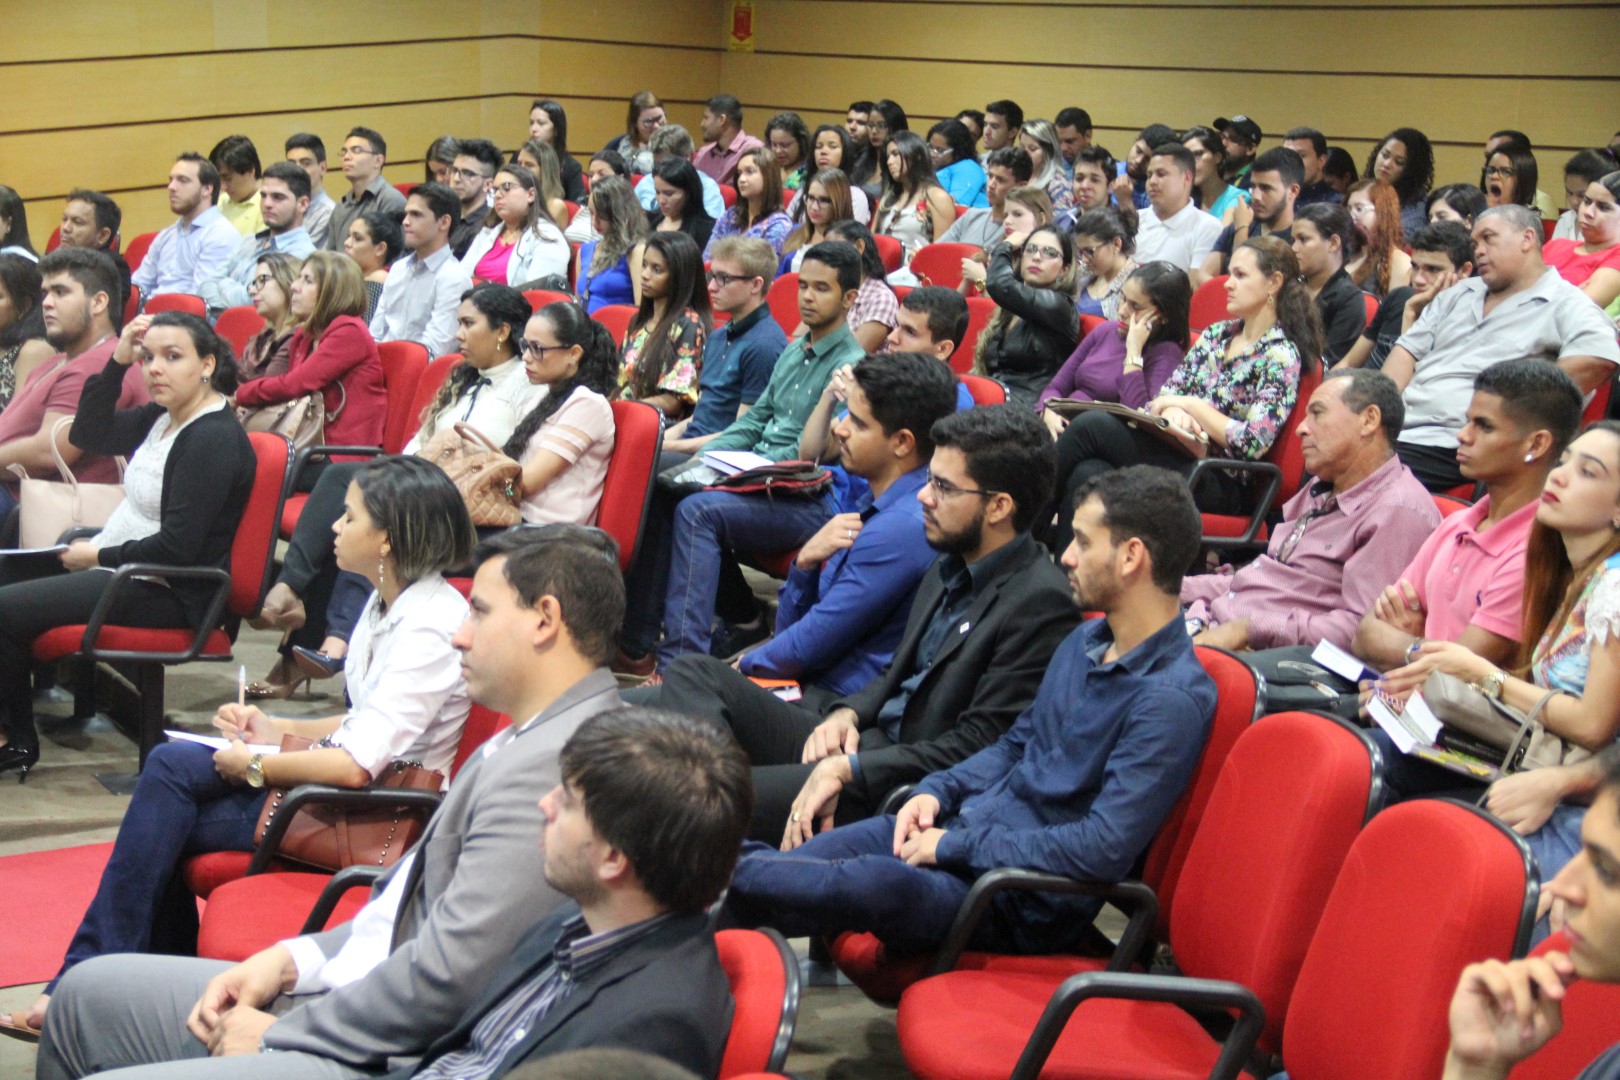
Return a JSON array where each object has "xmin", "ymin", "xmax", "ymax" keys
[
  {"xmin": 619, "ymin": 231, "xmax": 711, "ymax": 419},
  {"xmin": 516, "ymin": 301, "xmax": 620, "ymax": 525},
  {"xmin": 1544, "ymin": 171, "xmax": 1620, "ymax": 311}
]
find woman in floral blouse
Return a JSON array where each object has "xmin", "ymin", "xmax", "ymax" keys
[
  {"xmin": 1049, "ymin": 235, "xmax": 1322, "ymax": 548},
  {"xmin": 619, "ymin": 231, "xmax": 712, "ymax": 419},
  {"xmin": 704, "ymin": 148, "xmax": 793, "ymax": 260}
]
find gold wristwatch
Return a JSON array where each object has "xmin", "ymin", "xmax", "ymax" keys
[
  {"xmin": 245, "ymin": 753, "xmax": 267, "ymax": 788},
  {"xmin": 1474, "ymin": 669, "xmax": 1506, "ymax": 701}
]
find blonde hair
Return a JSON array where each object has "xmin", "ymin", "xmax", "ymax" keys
[
  {"xmin": 708, "ymin": 236, "xmax": 777, "ymax": 284},
  {"xmin": 784, "ymin": 169, "xmax": 854, "ymax": 254},
  {"xmin": 972, "ymin": 225, "xmax": 1077, "ymax": 375},
  {"xmin": 253, "ymin": 251, "xmax": 303, "ymax": 334},
  {"xmin": 301, "ymin": 251, "xmax": 368, "ymax": 341},
  {"xmin": 1003, "ymin": 186, "xmax": 1054, "ymax": 229}
]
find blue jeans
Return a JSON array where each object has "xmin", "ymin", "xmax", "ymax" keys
[
  {"xmin": 726, "ymin": 817, "xmax": 973, "ymax": 956},
  {"xmin": 50, "ymin": 742, "xmax": 266, "ymax": 990},
  {"xmin": 657, "ymin": 489, "xmax": 836, "ymax": 666}
]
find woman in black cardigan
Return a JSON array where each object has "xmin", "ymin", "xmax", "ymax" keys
[
  {"xmin": 0, "ymin": 311, "xmax": 255, "ymax": 781},
  {"xmin": 973, "ymin": 225, "xmax": 1082, "ymax": 409}
]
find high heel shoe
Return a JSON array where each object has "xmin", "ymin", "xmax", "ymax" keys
[
  {"xmin": 291, "ymin": 646, "xmax": 346, "ymax": 681},
  {"xmin": 244, "ymin": 677, "xmax": 310, "ymax": 701},
  {"xmin": 0, "ymin": 744, "xmax": 40, "ymax": 784}
]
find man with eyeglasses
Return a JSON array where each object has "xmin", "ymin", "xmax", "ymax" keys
[
  {"xmin": 723, "ymin": 464, "xmax": 1214, "ymax": 964},
  {"xmin": 447, "ymin": 139, "xmax": 504, "ymax": 259},
  {"xmin": 197, "ymin": 161, "xmax": 316, "ymax": 317},
  {"xmin": 324, "ymin": 126, "xmax": 406, "ymax": 252},
  {"xmin": 1182, "ymin": 369, "xmax": 1438, "ymax": 654},
  {"xmin": 634, "ymin": 406, "xmax": 1078, "ymax": 846}
]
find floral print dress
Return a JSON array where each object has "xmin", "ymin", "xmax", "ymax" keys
[
  {"xmin": 618, "ymin": 307, "xmax": 707, "ymax": 409},
  {"xmin": 1157, "ymin": 319, "xmax": 1302, "ymax": 462}
]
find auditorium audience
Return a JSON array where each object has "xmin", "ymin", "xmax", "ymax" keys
[
  {"xmin": 1552, "ymin": 149, "xmax": 1618, "ymax": 241},
  {"xmin": 846, "ymin": 101, "xmax": 872, "ymax": 146},
  {"xmin": 1182, "ymin": 368, "xmax": 1439, "ymax": 652},
  {"xmin": 343, "ymin": 209, "xmax": 403, "ymax": 322},
  {"xmin": 1071, "ymin": 205, "xmax": 1140, "ymax": 319},
  {"xmin": 0, "ymin": 255, "xmax": 51, "ymax": 407},
  {"xmin": 766, "ymin": 111, "xmax": 813, "ymax": 192},
  {"xmin": 874, "ymin": 131, "xmax": 957, "ymax": 265},
  {"xmin": 725, "ymin": 464, "xmax": 1210, "ymax": 957},
  {"xmin": 780, "ymin": 169, "xmax": 855, "ymax": 273},
  {"xmin": 196, "ymin": 161, "xmax": 315, "ymax": 316},
  {"xmin": 926, "ymin": 119, "xmax": 989, "ymax": 208},
  {"xmin": 619, "ymin": 231, "xmax": 711, "ymax": 418},
  {"xmin": 631, "ymin": 124, "xmax": 726, "ymax": 221},
  {"xmin": 825, "ymin": 220, "xmax": 900, "ymax": 351},
  {"xmin": 446, "ymin": 138, "xmax": 503, "ymax": 259},
  {"xmin": 1544, "ymin": 170, "xmax": 1620, "ymax": 310},
  {"xmin": 693, "ymin": 94, "xmax": 761, "ymax": 186},
  {"xmin": 1182, "ymin": 125, "xmax": 1246, "ymax": 220},
  {"xmin": 1135, "ymin": 142, "xmax": 1223, "ymax": 271},
  {"xmin": 1195, "ymin": 146, "xmax": 1301, "ymax": 283},
  {"xmin": 369, "ymin": 183, "xmax": 472, "ymax": 357},
  {"xmin": 0, "ymin": 185, "xmax": 37, "ymax": 261},
  {"xmin": 0, "ymin": 307, "xmax": 244, "ymax": 784},
  {"xmin": 284, "ymin": 133, "xmax": 336, "ymax": 247},
  {"xmin": 459, "ymin": 164, "xmax": 570, "ymax": 288},
  {"xmin": 1365, "ymin": 126, "xmax": 1436, "ymax": 237},
  {"xmin": 1284, "ymin": 126, "xmax": 1340, "ymax": 206},
  {"xmin": 1054, "ymin": 106, "xmax": 1093, "ymax": 178},
  {"xmin": 54, "ymin": 189, "xmax": 131, "ymax": 320},
  {"xmin": 1019, "ymin": 119, "xmax": 1075, "ymax": 215},
  {"xmin": 35, "ymin": 526, "xmax": 627, "ymax": 1077},
  {"xmin": 1346, "ymin": 178, "xmax": 1414, "ymax": 296},
  {"xmin": 940, "ymin": 146, "xmax": 1031, "ymax": 251},
  {"xmin": 864, "ymin": 100, "xmax": 910, "ymax": 196},
  {"xmin": 423, "ymin": 135, "xmax": 457, "ymax": 185},
  {"xmin": 647, "ymin": 157, "xmax": 717, "ymax": 255},
  {"xmin": 1337, "ymin": 220, "xmax": 1474, "ymax": 373},
  {"xmin": 787, "ymin": 124, "xmax": 871, "ymax": 224},
  {"xmin": 980, "ymin": 100, "xmax": 1023, "ymax": 160},
  {"xmin": 209, "ymin": 135, "xmax": 264, "ymax": 237},
  {"xmin": 606, "ymin": 90, "xmax": 666, "ymax": 175},
  {"xmin": 527, "ymin": 97, "xmax": 588, "ymax": 202},
  {"xmin": 577, "ymin": 176, "xmax": 647, "ymax": 313},
  {"xmin": 1293, "ymin": 202, "xmax": 1372, "ymax": 364},
  {"xmin": 325, "ymin": 126, "xmax": 406, "ymax": 252},
  {"xmin": 1385, "ymin": 205, "xmax": 1620, "ymax": 491},
  {"xmin": 565, "ymin": 152, "xmax": 629, "ymax": 246},
  {"xmin": 973, "ymin": 225, "xmax": 1080, "ymax": 408},
  {"xmin": 1484, "ymin": 138, "xmax": 1541, "ymax": 211},
  {"xmin": 129, "ymin": 152, "xmax": 240, "ymax": 299},
  {"xmin": 1217, "ymin": 115, "xmax": 1262, "ymax": 189},
  {"xmin": 1110, "ymin": 123, "xmax": 1176, "ymax": 211},
  {"xmin": 1429, "ymin": 182, "xmax": 1490, "ymax": 228},
  {"xmin": 236, "ymin": 251, "xmax": 301, "ymax": 382},
  {"xmin": 1039, "ymin": 261, "xmax": 1192, "ymax": 435}
]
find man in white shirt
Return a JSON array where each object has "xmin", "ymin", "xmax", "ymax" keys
[
  {"xmin": 284, "ymin": 134, "xmax": 337, "ymax": 248},
  {"xmin": 369, "ymin": 183, "xmax": 472, "ymax": 358},
  {"xmin": 1134, "ymin": 143, "xmax": 1224, "ymax": 272},
  {"xmin": 38, "ymin": 527, "xmax": 629, "ymax": 1080},
  {"xmin": 128, "ymin": 153, "xmax": 242, "ymax": 300}
]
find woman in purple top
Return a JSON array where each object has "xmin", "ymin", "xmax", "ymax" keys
[{"xmin": 1038, "ymin": 262, "xmax": 1191, "ymax": 439}]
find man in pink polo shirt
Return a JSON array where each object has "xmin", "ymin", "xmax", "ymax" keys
[
  {"xmin": 692, "ymin": 95, "xmax": 763, "ymax": 187},
  {"xmin": 1353, "ymin": 359, "xmax": 1584, "ymax": 671}
]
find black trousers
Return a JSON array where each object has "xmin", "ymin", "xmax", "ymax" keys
[
  {"xmin": 1396, "ymin": 440, "xmax": 1467, "ymax": 493},
  {"xmin": 0, "ymin": 567, "xmax": 189, "ymax": 748},
  {"xmin": 1050, "ymin": 411, "xmax": 1246, "ymax": 549},
  {"xmin": 631, "ymin": 653, "xmax": 890, "ymax": 842},
  {"xmin": 278, "ymin": 460, "xmax": 364, "ymax": 652}
]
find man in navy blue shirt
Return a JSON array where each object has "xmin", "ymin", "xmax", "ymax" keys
[{"xmin": 725, "ymin": 465, "xmax": 1217, "ymax": 957}]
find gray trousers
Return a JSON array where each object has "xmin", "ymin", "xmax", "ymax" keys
[{"xmin": 38, "ymin": 954, "xmax": 374, "ymax": 1080}]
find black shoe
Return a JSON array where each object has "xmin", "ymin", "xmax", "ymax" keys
[
  {"xmin": 710, "ymin": 617, "xmax": 769, "ymax": 661},
  {"xmin": 0, "ymin": 744, "xmax": 40, "ymax": 784}
]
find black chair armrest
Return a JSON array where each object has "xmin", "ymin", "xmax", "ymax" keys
[
  {"xmin": 57, "ymin": 526, "xmax": 103, "ymax": 545},
  {"xmin": 78, "ymin": 563, "xmax": 233, "ymax": 663},
  {"xmin": 876, "ymin": 784, "xmax": 916, "ymax": 816},
  {"xmin": 929, "ymin": 868, "xmax": 1159, "ymax": 976},
  {"xmin": 1186, "ymin": 457, "xmax": 1283, "ymax": 546},
  {"xmin": 247, "ymin": 784, "xmax": 443, "ymax": 874},
  {"xmin": 1010, "ymin": 970, "xmax": 1265, "ymax": 1080},
  {"xmin": 288, "ymin": 444, "xmax": 385, "ymax": 491},
  {"xmin": 297, "ymin": 865, "xmax": 388, "ymax": 934}
]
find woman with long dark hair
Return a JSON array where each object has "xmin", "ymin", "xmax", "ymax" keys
[
  {"xmin": 620, "ymin": 231, "xmax": 711, "ymax": 418},
  {"xmin": 826, "ymin": 220, "xmax": 900, "ymax": 352},
  {"xmin": 789, "ymin": 125, "xmax": 871, "ymax": 224},
  {"xmin": 1365, "ymin": 127, "xmax": 1436, "ymax": 237},
  {"xmin": 926, "ymin": 118, "xmax": 988, "ymax": 208},
  {"xmin": 527, "ymin": 97, "xmax": 586, "ymax": 201},
  {"xmin": 1182, "ymin": 125, "xmax": 1246, "ymax": 221},
  {"xmin": 0, "ymin": 254, "xmax": 50, "ymax": 407},
  {"xmin": 874, "ymin": 130, "xmax": 956, "ymax": 267},
  {"xmin": 511, "ymin": 301, "xmax": 619, "ymax": 524},
  {"xmin": 458, "ymin": 163, "xmax": 569, "ymax": 288},
  {"xmin": 0, "ymin": 186, "xmax": 36, "ymax": 262},
  {"xmin": 342, "ymin": 210, "xmax": 402, "ymax": 322},
  {"xmin": 1292, "ymin": 202, "xmax": 1373, "ymax": 364},
  {"xmin": 648, "ymin": 157, "xmax": 716, "ymax": 254},
  {"xmin": 704, "ymin": 148, "xmax": 793, "ymax": 260},
  {"xmin": 765, "ymin": 112, "xmax": 813, "ymax": 192},
  {"xmin": 1544, "ymin": 170, "xmax": 1620, "ymax": 310},
  {"xmin": 1427, "ymin": 183, "xmax": 1489, "ymax": 230},
  {"xmin": 1482, "ymin": 139, "xmax": 1541, "ymax": 211},
  {"xmin": 1072, "ymin": 205, "xmax": 1140, "ymax": 319}
]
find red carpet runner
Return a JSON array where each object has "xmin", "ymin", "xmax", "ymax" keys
[{"xmin": 0, "ymin": 843, "xmax": 112, "ymax": 988}]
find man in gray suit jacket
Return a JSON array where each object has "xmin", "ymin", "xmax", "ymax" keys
[{"xmin": 39, "ymin": 526, "xmax": 629, "ymax": 1080}]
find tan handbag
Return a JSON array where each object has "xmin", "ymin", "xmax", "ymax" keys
[
  {"xmin": 1421, "ymin": 671, "xmax": 1589, "ymax": 775},
  {"xmin": 252, "ymin": 734, "xmax": 445, "ymax": 872},
  {"xmin": 417, "ymin": 422, "xmax": 524, "ymax": 527},
  {"xmin": 239, "ymin": 382, "xmax": 346, "ymax": 455},
  {"xmin": 9, "ymin": 417, "xmax": 127, "ymax": 547}
]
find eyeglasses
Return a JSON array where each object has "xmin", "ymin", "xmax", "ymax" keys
[
  {"xmin": 449, "ymin": 166, "xmax": 492, "ymax": 182},
  {"xmin": 519, "ymin": 340, "xmax": 569, "ymax": 357},
  {"xmin": 926, "ymin": 472, "xmax": 1001, "ymax": 499},
  {"xmin": 637, "ymin": 114, "xmax": 666, "ymax": 130},
  {"xmin": 1484, "ymin": 165, "xmax": 1517, "ymax": 178},
  {"xmin": 803, "ymin": 194, "xmax": 833, "ymax": 208},
  {"xmin": 928, "ymin": 145, "xmax": 950, "ymax": 157},
  {"xmin": 248, "ymin": 275, "xmax": 273, "ymax": 290},
  {"xmin": 706, "ymin": 270, "xmax": 753, "ymax": 287},
  {"xmin": 1024, "ymin": 244, "xmax": 1064, "ymax": 260},
  {"xmin": 493, "ymin": 182, "xmax": 525, "ymax": 195},
  {"xmin": 340, "ymin": 145, "xmax": 379, "ymax": 158},
  {"xmin": 1074, "ymin": 244, "xmax": 1099, "ymax": 260}
]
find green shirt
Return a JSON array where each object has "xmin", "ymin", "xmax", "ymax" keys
[{"xmin": 705, "ymin": 321, "xmax": 866, "ymax": 461}]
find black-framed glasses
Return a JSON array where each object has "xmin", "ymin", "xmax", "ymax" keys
[
  {"xmin": 1484, "ymin": 165, "xmax": 1517, "ymax": 178},
  {"xmin": 519, "ymin": 340, "xmax": 569, "ymax": 357},
  {"xmin": 449, "ymin": 165, "xmax": 493, "ymax": 182},
  {"xmin": 926, "ymin": 472, "xmax": 1001, "ymax": 499},
  {"xmin": 707, "ymin": 270, "xmax": 752, "ymax": 287},
  {"xmin": 248, "ymin": 275, "xmax": 273, "ymax": 290}
]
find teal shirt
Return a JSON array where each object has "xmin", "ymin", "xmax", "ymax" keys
[{"xmin": 705, "ymin": 322, "xmax": 866, "ymax": 461}]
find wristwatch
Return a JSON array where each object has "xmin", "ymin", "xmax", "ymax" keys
[
  {"xmin": 245, "ymin": 753, "xmax": 266, "ymax": 789},
  {"xmin": 1184, "ymin": 617, "xmax": 1207, "ymax": 637},
  {"xmin": 1474, "ymin": 669, "xmax": 1507, "ymax": 701}
]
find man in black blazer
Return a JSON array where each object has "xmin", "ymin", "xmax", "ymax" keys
[
  {"xmin": 648, "ymin": 407, "xmax": 1080, "ymax": 845},
  {"xmin": 397, "ymin": 707, "xmax": 752, "ymax": 1080}
]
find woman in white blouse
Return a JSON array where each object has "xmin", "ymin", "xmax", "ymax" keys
[
  {"xmin": 457, "ymin": 163, "xmax": 570, "ymax": 289},
  {"xmin": 21, "ymin": 455, "xmax": 476, "ymax": 1032}
]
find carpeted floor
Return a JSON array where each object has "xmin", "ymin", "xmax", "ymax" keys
[{"xmin": 0, "ymin": 843, "xmax": 113, "ymax": 989}]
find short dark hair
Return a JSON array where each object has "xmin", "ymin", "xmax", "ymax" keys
[
  {"xmin": 357, "ymin": 210, "xmax": 405, "ymax": 265},
  {"xmin": 1138, "ymin": 123, "xmax": 1177, "ymax": 149},
  {"xmin": 1150, "ymin": 142, "xmax": 1197, "ymax": 178},
  {"xmin": 955, "ymin": 108, "xmax": 985, "ymax": 131},
  {"xmin": 1074, "ymin": 145, "xmax": 1117, "ymax": 178},
  {"xmin": 455, "ymin": 138, "xmax": 504, "ymax": 177},
  {"xmin": 801, "ymin": 240, "xmax": 862, "ymax": 295},
  {"xmin": 284, "ymin": 132, "xmax": 326, "ymax": 163},
  {"xmin": 849, "ymin": 100, "xmax": 875, "ymax": 114},
  {"xmin": 1490, "ymin": 128, "xmax": 1532, "ymax": 148},
  {"xmin": 38, "ymin": 246, "xmax": 121, "ymax": 314},
  {"xmin": 0, "ymin": 255, "xmax": 43, "ymax": 350},
  {"xmin": 409, "ymin": 182, "xmax": 460, "ymax": 229},
  {"xmin": 1425, "ymin": 183, "xmax": 1489, "ymax": 227},
  {"xmin": 589, "ymin": 149, "xmax": 629, "ymax": 177},
  {"xmin": 1566, "ymin": 148, "xmax": 1619, "ymax": 184},
  {"xmin": 208, "ymin": 134, "xmax": 261, "ymax": 178},
  {"xmin": 1055, "ymin": 107, "xmax": 1093, "ymax": 134},
  {"xmin": 176, "ymin": 152, "xmax": 221, "ymax": 205},
  {"xmin": 1283, "ymin": 127, "xmax": 1328, "ymax": 157},
  {"xmin": 145, "ymin": 311, "xmax": 241, "ymax": 396},
  {"xmin": 1073, "ymin": 206, "xmax": 1138, "ymax": 257},
  {"xmin": 929, "ymin": 405, "xmax": 1056, "ymax": 533},
  {"xmin": 1473, "ymin": 360, "xmax": 1582, "ymax": 456},
  {"xmin": 706, "ymin": 94, "xmax": 744, "ymax": 126},
  {"xmin": 260, "ymin": 160, "xmax": 311, "ymax": 203},
  {"xmin": 558, "ymin": 708, "xmax": 752, "ymax": 915},
  {"xmin": 851, "ymin": 351, "xmax": 959, "ymax": 461},
  {"xmin": 985, "ymin": 100, "xmax": 1024, "ymax": 130},
  {"xmin": 65, "ymin": 189, "xmax": 121, "ymax": 245},
  {"xmin": 986, "ymin": 146, "xmax": 1034, "ymax": 183},
  {"xmin": 1409, "ymin": 220, "xmax": 1476, "ymax": 272},
  {"xmin": 1324, "ymin": 368, "xmax": 1404, "ymax": 446},
  {"xmin": 901, "ymin": 286, "xmax": 970, "ymax": 353},
  {"xmin": 474, "ymin": 525, "xmax": 625, "ymax": 665},
  {"xmin": 1251, "ymin": 146, "xmax": 1305, "ymax": 189},
  {"xmin": 926, "ymin": 119, "xmax": 978, "ymax": 167},
  {"xmin": 347, "ymin": 126, "xmax": 388, "ymax": 158},
  {"xmin": 353, "ymin": 456, "xmax": 477, "ymax": 582},
  {"xmin": 1072, "ymin": 465, "xmax": 1201, "ymax": 594}
]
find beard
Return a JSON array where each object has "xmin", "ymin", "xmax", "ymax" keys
[{"xmin": 925, "ymin": 505, "xmax": 986, "ymax": 557}]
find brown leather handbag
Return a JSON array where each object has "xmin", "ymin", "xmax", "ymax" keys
[
  {"xmin": 416, "ymin": 422, "xmax": 524, "ymax": 527},
  {"xmin": 252, "ymin": 734, "xmax": 445, "ymax": 872}
]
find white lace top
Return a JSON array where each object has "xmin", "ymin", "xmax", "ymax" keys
[{"xmin": 93, "ymin": 399, "xmax": 229, "ymax": 551}]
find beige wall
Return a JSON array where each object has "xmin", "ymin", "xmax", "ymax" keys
[{"xmin": 4, "ymin": 0, "xmax": 1614, "ymax": 245}]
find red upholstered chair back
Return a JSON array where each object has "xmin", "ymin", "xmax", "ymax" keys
[
  {"xmin": 215, "ymin": 305, "xmax": 267, "ymax": 356},
  {"xmin": 766, "ymin": 273, "xmax": 799, "ymax": 335},
  {"xmin": 1188, "ymin": 275, "xmax": 1230, "ymax": 335},
  {"xmin": 1079, "ymin": 313, "xmax": 1110, "ymax": 338},
  {"xmin": 716, "ymin": 928, "xmax": 799, "ymax": 1078},
  {"xmin": 236, "ymin": 433, "xmax": 295, "ymax": 617},
  {"xmin": 1508, "ymin": 932, "xmax": 1620, "ymax": 1080},
  {"xmin": 376, "ymin": 340, "xmax": 430, "ymax": 454},
  {"xmin": 1434, "ymin": 494, "xmax": 1472, "ymax": 518},
  {"xmin": 1169, "ymin": 712, "xmax": 1380, "ymax": 1054},
  {"xmin": 873, "ymin": 234, "xmax": 903, "ymax": 273},
  {"xmin": 395, "ymin": 181, "xmax": 419, "ymax": 199},
  {"xmin": 592, "ymin": 304, "xmax": 637, "ymax": 347},
  {"xmin": 124, "ymin": 286, "xmax": 142, "ymax": 329},
  {"xmin": 1140, "ymin": 647, "xmax": 1262, "ymax": 936},
  {"xmin": 720, "ymin": 184, "xmax": 738, "ymax": 208},
  {"xmin": 908, "ymin": 243, "xmax": 980, "ymax": 290},
  {"xmin": 781, "ymin": 189, "xmax": 796, "ymax": 210},
  {"xmin": 523, "ymin": 289, "xmax": 574, "ymax": 312},
  {"xmin": 958, "ymin": 297, "xmax": 996, "ymax": 373},
  {"xmin": 404, "ymin": 353, "xmax": 464, "ymax": 447},
  {"xmin": 449, "ymin": 704, "xmax": 513, "ymax": 779},
  {"xmin": 1284, "ymin": 799, "xmax": 1536, "ymax": 1080},
  {"xmin": 123, "ymin": 232, "xmax": 158, "ymax": 272},
  {"xmin": 144, "ymin": 293, "xmax": 206, "ymax": 317},
  {"xmin": 1270, "ymin": 363, "xmax": 1324, "ymax": 507},
  {"xmin": 959, "ymin": 374, "xmax": 1006, "ymax": 406},
  {"xmin": 600, "ymin": 400, "xmax": 664, "ymax": 573},
  {"xmin": 1585, "ymin": 377, "xmax": 1613, "ymax": 427},
  {"xmin": 1362, "ymin": 292, "xmax": 1378, "ymax": 328},
  {"xmin": 46, "ymin": 227, "xmax": 62, "ymax": 254}
]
